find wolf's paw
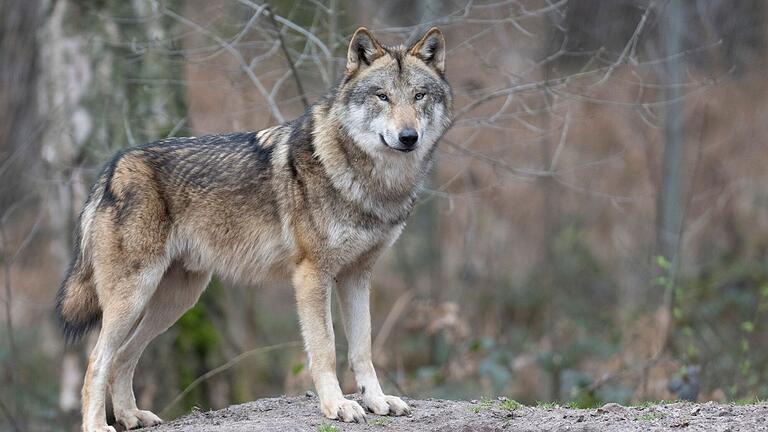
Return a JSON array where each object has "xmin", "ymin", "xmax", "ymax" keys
[
  {"xmin": 116, "ymin": 409, "xmax": 163, "ymax": 430},
  {"xmin": 363, "ymin": 394, "xmax": 411, "ymax": 416},
  {"xmin": 322, "ymin": 398, "xmax": 367, "ymax": 423},
  {"xmin": 84, "ymin": 427, "xmax": 116, "ymax": 432}
]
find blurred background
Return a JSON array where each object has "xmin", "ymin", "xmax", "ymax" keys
[{"xmin": 1, "ymin": 0, "xmax": 768, "ymax": 430}]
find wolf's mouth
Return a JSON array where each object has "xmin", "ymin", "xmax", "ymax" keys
[{"xmin": 380, "ymin": 134, "xmax": 414, "ymax": 153}]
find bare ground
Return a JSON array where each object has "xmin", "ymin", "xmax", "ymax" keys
[{"xmin": 140, "ymin": 394, "xmax": 768, "ymax": 432}]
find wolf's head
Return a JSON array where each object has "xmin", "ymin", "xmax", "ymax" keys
[{"xmin": 334, "ymin": 27, "xmax": 453, "ymax": 160}]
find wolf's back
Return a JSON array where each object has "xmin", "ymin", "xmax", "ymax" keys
[{"xmin": 54, "ymin": 133, "xmax": 268, "ymax": 342}]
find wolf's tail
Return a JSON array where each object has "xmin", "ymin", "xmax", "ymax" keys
[{"xmin": 56, "ymin": 182, "xmax": 104, "ymax": 343}]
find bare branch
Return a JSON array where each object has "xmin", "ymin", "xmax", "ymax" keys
[
  {"xmin": 592, "ymin": 0, "xmax": 655, "ymax": 87},
  {"xmin": 236, "ymin": 0, "xmax": 332, "ymax": 58},
  {"xmin": 265, "ymin": 4, "xmax": 309, "ymax": 109},
  {"xmin": 160, "ymin": 341, "xmax": 302, "ymax": 417},
  {"xmin": 163, "ymin": 8, "xmax": 286, "ymax": 123}
]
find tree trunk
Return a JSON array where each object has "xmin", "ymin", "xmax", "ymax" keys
[
  {"xmin": 656, "ymin": 0, "xmax": 685, "ymax": 272},
  {"xmin": 37, "ymin": 0, "xmax": 187, "ymax": 413}
]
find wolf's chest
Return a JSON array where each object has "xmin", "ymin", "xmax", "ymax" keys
[
  {"xmin": 319, "ymin": 216, "xmax": 404, "ymax": 267},
  {"xmin": 326, "ymin": 219, "xmax": 381, "ymax": 250}
]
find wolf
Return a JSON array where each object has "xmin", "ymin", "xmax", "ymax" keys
[{"xmin": 56, "ymin": 26, "xmax": 452, "ymax": 431}]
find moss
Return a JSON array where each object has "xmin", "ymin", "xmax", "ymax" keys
[
  {"xmin": 500, "ymin": 399, "xmax": 523, "ymax": 411},
  {"xmin": 174, "ymin": 276, "xmax": 223, "ymax": 410},
  {"xmin": 636, "ymin": 412, "xmax": 664, "ymax": 421}
]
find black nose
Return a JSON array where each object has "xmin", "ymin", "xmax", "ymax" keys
[{"xmin": 398, "ymin": 128, "xmax": 419, "ymax": 147}]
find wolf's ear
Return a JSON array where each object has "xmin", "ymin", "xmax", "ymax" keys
[
  {"xmin": 346, "ymin": 27, "xmax": 385, "ymax": 75},
  {"xmin": 408, "ymin": 27, "xmax": 446, "ymax": 74}
]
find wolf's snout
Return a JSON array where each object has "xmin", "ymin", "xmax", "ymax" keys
[{"xmin": 398, "ymin": 128, "xmax": 419, "ymax": 148}]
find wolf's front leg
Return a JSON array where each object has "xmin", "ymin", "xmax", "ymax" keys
[
  {"xmin": 293, "ymin": 261, "xmax": 367, "ymax": 423},
  {"xmin": 336, "ymin": 269, "xmax": 411, "ymax": 417}
]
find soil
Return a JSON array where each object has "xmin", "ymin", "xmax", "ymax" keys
[{"xmin": 142, "ymin": 395, "xmax": 768, "ymax": 431}]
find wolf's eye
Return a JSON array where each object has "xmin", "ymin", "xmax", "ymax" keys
[
  {"xmin": 376, "ymin": 94, "xmax": 389, "ymax": 102},
  {"xmin": 414, "ymin": 93, "xmax": 426, "ymax": 101}
]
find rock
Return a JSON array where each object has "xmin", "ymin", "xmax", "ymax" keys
[
  {"xmin": 143, "ymin": 396, "xmax": 767, "ymax": 431},
  {"xmin": 718, "ymin": 408, "xmax": 732, "ymax": 416},
  {"xmin": 597, "ymin": 403, "xmax": 626, "ymax": 414},
  {"xmin": 691, "ymin": 406, "xmax": 701, "ymax": 416}
]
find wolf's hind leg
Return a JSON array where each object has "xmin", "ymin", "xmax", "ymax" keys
[
  {"xmin": 82, "ymin": 268, "xmax": 164, "ymax": 432},
  {"xmin": 109, "ymin": 263, "xmax": 211, "ymax": 430},
  {"xmin": 294, "ymin": 260, "xmax": 367, "ymax": 423},
  {"xmin": 336, "ymin": 268, "xmax": 410, "ymax": 417}
]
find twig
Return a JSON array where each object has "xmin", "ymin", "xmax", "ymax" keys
[
  {"xmin": 549, "ymin": 110, "xmax": 570, "ymax": 172},
  {"xmin": 373, "ymin": 291, "xmax": 414, "ymax": 359},
  {"xmin": 592, "ymin": 0, "xmax": 655, "ymax": 87},
  {"xmin": 163, "ymin": 8, "xmax": 285, "ymax": 123},
  {"xmin": 0, "ymin": 396, "xmax": 20, "ymax": 432},
  {"xmin": 374, "ymin": 0, "xmax": 568, "ymax": 33},
  {"xmin": 160, "ymin": 341, "xmax": 302, "ymax": 416},
  {"xmin": 265, "ymin": 5, "xmax": 309, "ymax": 109},
  {"xmin": 0, "ymin": 219, "xmax": 18, "ymax": 422},
  {"xmin": 236, "ymin": 0, "xmax": 331, "ymax": 58},
  {"xmin": 123, "ymin": 102, "xmax": 136, "ymax": 147},
  {"xmin": 373, "ymin": 361, "xmax": 407, "ymax": 396},
  {"xmin": 0, "ymin": 196, "xmax": 41, "ymax": 427},
  {"xmin": 166, "ymin": 117, "xmax": 187, "ymax": 138},
  {"xmin": 454, "ymin": 41, "xmax": 723, "ymax": 121},
  {"xmin": 326, "ymin": 0, "xmax": 338, "ymax": 80},
  {"xmin": 444, "ymin": 136, "xmax": 550, "ymax": 180}
]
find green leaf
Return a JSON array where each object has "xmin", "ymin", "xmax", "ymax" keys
[
  {"xmin": 291, "ymin": 362, "xmax": 305, "ymax": 376},
  {"xmin": 740, "ymin": 338, "xmax": 750, "ymax": 352},
  {"xmin": 656, "ymin": 255, "xmax": 671, "ymax": 270},
  {"xmin": 741, "ymin": 321, "xmax": 755, "ymax": 333}
]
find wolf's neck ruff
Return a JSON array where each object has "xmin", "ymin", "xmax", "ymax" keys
[{"xmin": 310, "ymin": 104, "xmax": 425, "ymax": 223}]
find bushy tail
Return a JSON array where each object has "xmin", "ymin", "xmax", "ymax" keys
[
  {"xmin": 56, "ymin": 183, "xmax": 104, "ymax": 343},
  {"xmin": 56, "ymin": 254, "xmax": 101, "ymax": 343}
]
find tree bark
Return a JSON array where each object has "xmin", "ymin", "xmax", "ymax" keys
[
  {"xmin": 37, "ymin": 0, "xmax": 187, "ymax": 412},
  {"xmin": 656, "ymin": 0, "xmax": 685, "ymax": 271}
]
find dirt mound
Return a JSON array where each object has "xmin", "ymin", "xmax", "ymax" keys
[{"xmin": 143, "ymin": 395, "xmax": 768, "ymax": 431}]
